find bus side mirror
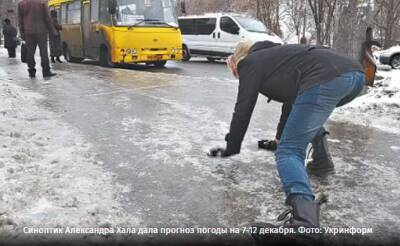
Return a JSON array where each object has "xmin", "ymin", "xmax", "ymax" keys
[{"xmin": 108, "ymin": 0, "xmax": 117, "ymax": 15}]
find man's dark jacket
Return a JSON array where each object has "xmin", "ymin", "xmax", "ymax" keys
[
  {"xmin": 18, "ymin": 0, "xmax": 55, "ymax": 37},
  {"xmin": 2, "ymin": 24, "xmax": 17, "ymax": 48},
  {"xmin": 225, "ymin": 42, "xmax": 364, "ymax": 154}
]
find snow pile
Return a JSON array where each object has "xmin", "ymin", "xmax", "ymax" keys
[
  {"xmin": 0, "ymin": 79, "xmax": 137, "ymax": 238},
  {"xmin": 333, "ymin": 69, "xmax": 400, "ymax": 133}
]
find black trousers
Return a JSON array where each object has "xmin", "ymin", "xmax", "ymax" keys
[
  {"xmin": 7, "ymin": 48, "xmax": 16, "ymax": 58},
  {"xmin": 25, "ymin": 34, "xmax": 50, "ymax": 74}
]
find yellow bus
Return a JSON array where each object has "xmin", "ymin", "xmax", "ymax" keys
[{"xmin": 48, "ymin": 0, "xmax": 183, "ymax": 67}]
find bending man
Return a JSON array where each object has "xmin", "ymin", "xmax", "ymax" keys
[{"xmin": 209, "ymin": 40, "xmax": 364, "ymax": 236}]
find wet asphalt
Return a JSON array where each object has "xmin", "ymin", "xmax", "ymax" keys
[{"xmin": 0, "ymin": 55, "xmax": 399, "ymax": 244}]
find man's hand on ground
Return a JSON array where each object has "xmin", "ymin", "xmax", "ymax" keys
[{"xmin": 258, "ymin": 139, "xmax": 278, "ymax": 151}]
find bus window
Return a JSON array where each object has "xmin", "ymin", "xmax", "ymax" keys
[
  {"xmin": 67, "ymin": 1, "xmax": 81, "ymax": 24},
  {"xmin": 91, "ymin": 0, "xmax": 99, "ymax": 22},
  {"xmin": 161, "ymin": 0, "xmax": 174, "ymax": 23},
  {"xmin": 61, "ymin": 4, "xmax": 67, "ymax": 24},
  {"xmin": 99, "ymin": 0, "xmax": 112, "ymax": 25},
  {"xmin": 114, "ymin": 0, "xmax": 176, "ymax": 26}
]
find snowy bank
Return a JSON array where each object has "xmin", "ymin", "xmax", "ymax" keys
[
  {"xmin": 332, "ymin": 69, "xmax": 400, "ymax": 133},
  {"xmin": 0, "ymin": 78, "xmax": 137, "ymax": 239}
]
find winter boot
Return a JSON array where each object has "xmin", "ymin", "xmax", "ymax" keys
[
  {"xmin": 28, "ymin": 69, "xmax": 36, "ymax": 78},
  {"xmin": 56, "ymin": 56, "xmax": 63, "ymax": 63},
  {"xmin": 251, "ymin": 196, "xmax": 321, "ymax": 245},
  {"xmin": 51, "ymin": 56, "xmax": 55, "ymax": 63},
  {"xmin": 306, "ymin": 131, "xmax": 334, "ymax": 173},
  {"xmin": 43, "ymin": 70, "xmax": 57, "ymax": 78}
]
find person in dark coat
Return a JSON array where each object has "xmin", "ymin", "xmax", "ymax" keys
[
  {"xmin": 49, "ymin": 10, "xmax": 63, "ymax": 63},
  {"xmin": 18, "ymin": 0, "xmax": 57, "ymax": 78},
  {"xmin": 209, "ymin": 40, "xmax": 365, "ymax": 241},
  {"xmin": 2, "ymin": 19, "xmax": 18, "ymax": 58}
]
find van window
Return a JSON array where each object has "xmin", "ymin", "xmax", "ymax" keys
[
  {"xmin": 179, "ymin": 18, "xmax": 216, "ymax": 35},
  {"xmin": 234, "ymin": 16, "xmax": 270, "ymax": 34},
  {"xmin": 179, "ymin": 19, "xmax": 195, "ymax": 35},
  {"xmin": 220, "ymin": 16, "xmax": 239, "ymax": 34},
  {"xmin": 194, "ymin": 18, "xmax": 216, "ymax": 35}
]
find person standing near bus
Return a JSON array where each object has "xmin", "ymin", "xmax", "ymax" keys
[
  {"xmin": 2, "ymin": 19, "xmax": 18, "ymax": 58},
  {"xmin": 49, "ymin": 10, "xmax": 63, "ymax": 63},
  {"xmin": 18, "ymin": 0, "xmax": 57, "ymax": 78}
]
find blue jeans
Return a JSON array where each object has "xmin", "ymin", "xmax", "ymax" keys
[{"xmin": 275, "ymin": 71, "xmax": 365, "ymax": 204}]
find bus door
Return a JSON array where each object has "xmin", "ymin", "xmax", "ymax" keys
[{"xmin": 81, "ymin": 1, "xmax": 91, "ymax": 57}]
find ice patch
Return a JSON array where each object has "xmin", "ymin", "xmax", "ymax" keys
[
  {"xmin": 0, "ymin": 77, "xmax": 139, "ymax": 237},
  {"xmin": 390, "ymin": 146, "xmax": 400, "ymax": 151}
]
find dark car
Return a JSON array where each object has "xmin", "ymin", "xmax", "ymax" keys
[{"xmin": 379, "ymin": 46, "xmax": 400, "ymax": 69}]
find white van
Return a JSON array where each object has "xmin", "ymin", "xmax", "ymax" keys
[{"xmin": 178, "ymin": 13, "xmax": 283, "ymax": 62}]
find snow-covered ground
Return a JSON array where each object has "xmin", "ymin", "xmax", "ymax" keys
[
  {"xmin": 0, "ymin": 76, "xmax": 138, "ymax": 239},
  {"xmin": 333, "ymin": 69, "xmax": 400, "ymax": 133}
]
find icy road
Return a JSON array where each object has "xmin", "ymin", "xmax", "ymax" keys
[{"xmin": 0, "ymin": 53, "xmax": 399, "ymax": 244}]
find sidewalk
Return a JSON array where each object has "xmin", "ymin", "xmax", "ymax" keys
[{"xmin": 0, "ymin": 50, "xmax": 135, "ymax": 240}]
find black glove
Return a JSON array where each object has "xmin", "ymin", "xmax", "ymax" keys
[
  {"xmin": 208, "ymin": 148, "xmax": 233, "ymax": 158},
  {"xmin": 258, "ymin": 139, "xmax": 278, "ymax": 151}
]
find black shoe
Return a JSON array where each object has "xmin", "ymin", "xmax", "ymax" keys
[
  {"xmin": 56, "ymin": 57, "xmax": 63, "ymax": 63},
  {"xmin": 258, "ymin": 139, "xmax": 278, "ymax": 151},
  {"xmin": 28, "ymin": 69, "xmax": 36, "ymax": 78},
  {"xmin": 251, "ymin": 197, "xmax": 321, "ymax": 245},
  {"xmin": 307, "ymin": 131, "xmax": 334, "ymax": 173},
  {"xmin": 43, "ymin": 71, "xmax": 57, "ymax": 78},
  {"xmin": 51, "ymin": 56, "xmax": 55, "ymax": 63}
]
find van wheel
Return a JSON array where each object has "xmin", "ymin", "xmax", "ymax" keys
[
  {"xmin": 390, "ymin": 55, "xmax": 400, "ymax": 69},
  {"xmin": 182, "ymin": 45, "xmax": 191, "ymax": 62},
  {"xmin": 100, "ymin": 46, "xmax": 114, "ymax": 68},
  {"xmin": 207, "ymin": 57, "xmax": 216, "ymax": 62},
  {"xmin": 63, "ymin": 45, "xmax": 83, "ymax": 63},
  {"xmin": 153, "ymin": 61, "xmax": 167, "ymax": 68}
]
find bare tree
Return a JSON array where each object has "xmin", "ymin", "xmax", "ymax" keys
[
  {"xmin": 283, "ymin": 0, "xmax": 307, "ymax": 43},
  {"xmin": 307, "ymin": 0, "xmax": 338, "ymax": 45},
  {"xmin": 256, "ymin": 0, "xmax": 282, "ymax": 36},
  {"xmin": 374, "ymin": 0, "xmax": 400, "ymax": 48}
]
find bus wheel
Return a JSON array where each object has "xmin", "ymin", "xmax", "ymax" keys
[
  {"xmin": 182, "ymin": 45, "xmax": 191, "ymax": 62},
  {"xmin": 64, "ymin": 45, "xmax": 83, "ymax": 63},
  {"xmin": 153, "ymin": 61, "xmax": 167, "ymax": 68},
  {"xmin": 100, "ymin": 47, "xmax": 114, "ymax": 68}
]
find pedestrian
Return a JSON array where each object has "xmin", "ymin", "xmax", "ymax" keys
[
  {"xmin": 49, "ymin": 10, "xmax": 63, "ymax": 63},
  {"xmin": 2, "ymin": 19, "xmax": 18, "ymax": 58},
  {"xmin": 18, "ymin": 0, "xmax": 57, "ymax": 78},
  {"xmin": 209, "ymin": 40, "xmax": 365, "ymax": 241}
]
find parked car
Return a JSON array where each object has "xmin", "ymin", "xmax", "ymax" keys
[
  {"xmin": 178, "ymin": 13, "xmax": 283, "ymax": 62},
  {"xmin": 379, "ymin": 45, "xmax": 400, "ymax": 69}
]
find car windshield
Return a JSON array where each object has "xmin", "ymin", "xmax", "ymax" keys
[
  {"xmin": 234, "ymin": 16, "xmax": 271, "ymax": 34},
  {"xmin": 115, "ymin": 0, "xmax": 177, "ymax": 26}
]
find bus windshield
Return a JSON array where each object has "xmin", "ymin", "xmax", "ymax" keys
[
  {"xmin": 234, "ymin": 16, "xmax": 272, "ymax": 34},
  {"xmin": 115, "ymin": 0, "xmax": 177, "ymax": 27}
]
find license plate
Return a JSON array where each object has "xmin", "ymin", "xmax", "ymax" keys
[{"xmin": 148, "ymin": 55, "xmax": 163, "ymax": 60}]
